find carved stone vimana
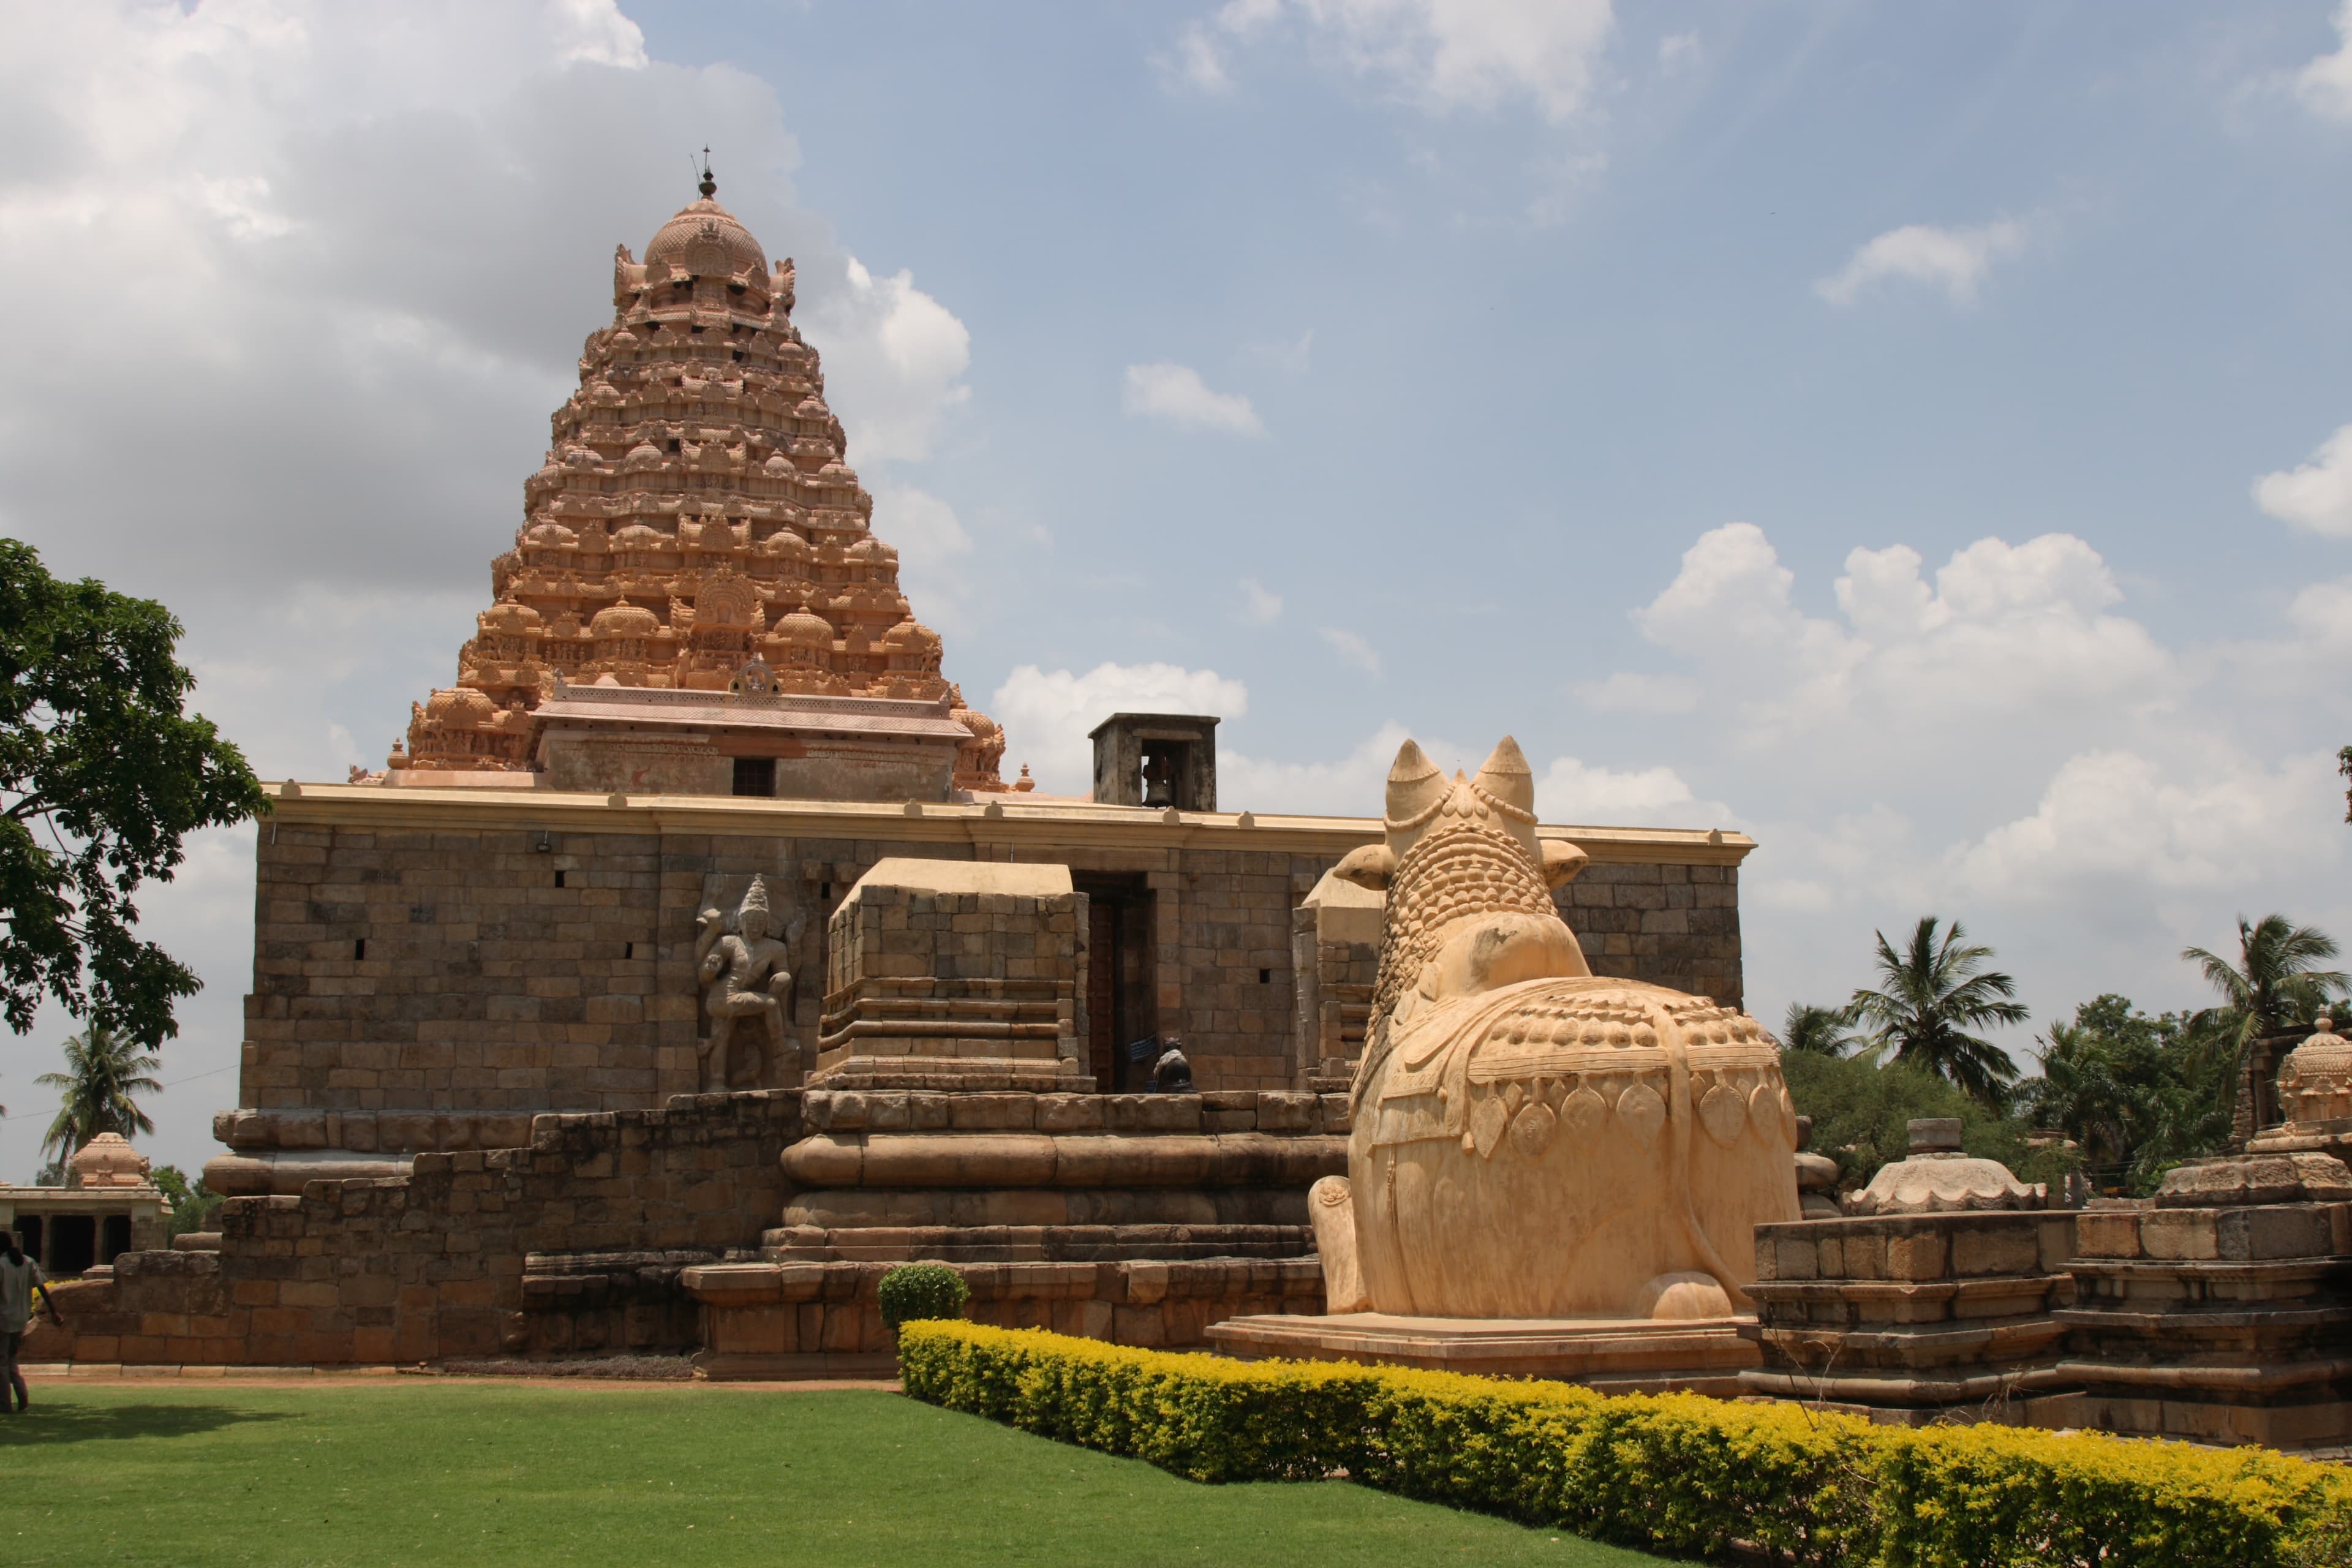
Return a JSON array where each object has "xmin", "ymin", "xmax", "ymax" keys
[{"xmin": 392, "ymin": 167, "xmax": 1006, "ymax": 791}]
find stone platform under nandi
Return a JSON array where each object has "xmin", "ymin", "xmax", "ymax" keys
[{"xmin": 1206, "ymin": 1312, "xmax": 1759, "ymax": 1395}]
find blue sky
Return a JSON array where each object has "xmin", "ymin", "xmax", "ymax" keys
[{"xmin": 2, "ymin": 0, "xmax": 2350, "ymax": 1174}]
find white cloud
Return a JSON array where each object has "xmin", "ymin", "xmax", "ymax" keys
[
  {"xmin": 1224, "ymin": 722, "xmax": 1417, "ymax": 816},
  {"xmin": 801, "ymin": 255, "xmax": 973, "ymax": 464},
  {"xmin": 2298, "ymin": 2, "xmax": 2352, "ymax": 121},
  {"xmin": 1589, "ymin": 518, "xmax": 2352, "ymax": 1063},
  {"xmin": 1239, "ymin": 578, "xmax": 1284, "ymax": 624},
  {"xmin": 1299, "ymin": 0, "xmax": 1615, "ymax": 122},
  {"xmin": 1166, "ymin": 0, "xmax": 1614, "ymax": 123},
  {"xmin": 548, "ymin": 0, "xmax": 649, "ymax": 67},
  {"xmin": 990, "ymin": 662, "xmax": 1251, "ymax": 795},
  {"xmin": 1631, "ymin": 523, "xmax": 2168, "ymax": 756},
  {"xmin": 1574, "ymin": 670, "xmax": 1698, "ymax": 714},
  {"xmin": 1319, "ymin": 626, "xmax": 1382, "ymax": 675},
  {"xmin": 1815, "ymin": 219, "xmax": 2026, "ymax": 306},
  {"xmin": 1657, "ymin": 32, "xmax": 1698, "ymax": 70},
  {"xmin": 2253, "ymin": 423, "xmax": 2352, "ymax": 537},
  {"xmin": 873, "ymin": 485, "xmax": 973, "ymax": 562},
  {"xmin": 1537, "ymin": 756, "xmax": 1727, "ymax": 826},
  {"xmin": 1121, "ymin": 362, "xmax": 1265, "ymax": 435},
  {"xmin": 1947, "ymin": 748, "xmax": 2339, "ymax": 900}
]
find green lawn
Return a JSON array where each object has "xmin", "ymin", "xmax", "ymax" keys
[{"xmin": 0, "ymin": 1383, "xmax": 1684, "ymax": 1567}]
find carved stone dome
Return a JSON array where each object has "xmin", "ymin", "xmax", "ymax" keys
[
  {"xmin": 69, "ymin": 1131, "xmax": 151, "ymax": 1190},
  {"xmin": 590, "ymin": 598, "xmax": 660, "ymax": 639},
  {"xmin": 644, "ymin": 197, "xmax": 767, "ymax": 280},
  {"xmin": 424, "ymin": 687, "xmax": 499, "ymax": 728},
  {"xmin": 774, "ymin": 600, "xmax": 834, "ymax": 648},
  {"xmin": 479, "ymin": 603, "xmax": 541, "ymax": 635},
  {"xmin": 884, "ymin": 619, "xmax": 940, "ymax": 654}
]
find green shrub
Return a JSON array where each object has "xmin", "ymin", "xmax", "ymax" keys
[
  {"xmin": 876, "ymin": 1264, "xmax": 969, "ymax": 1335},
  {"xmin": 898, "ymin": 1322, "xmax": 2352, "ymax": 1568}
]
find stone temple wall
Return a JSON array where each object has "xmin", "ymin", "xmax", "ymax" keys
[
  {"xmin": 34, "ymin": 1086, "xmax": 1333, "ymax": 1369},
  {"xmin": 36, "ymin": 1091, "xmax": 804, "ymax": 1368},
  {"xmin": 222, "ymin": 785, "xmax": 1749, "ymax": 1180}
]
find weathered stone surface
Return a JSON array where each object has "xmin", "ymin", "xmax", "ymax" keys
[{"xmin": 2153, "ymin": 1152, "xmax": 2352, "ymax": 1209}]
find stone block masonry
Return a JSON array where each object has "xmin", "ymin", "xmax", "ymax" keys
[
  {"xmin": 43, "ymin": 1093, "xmax": 804, "ymax": 1368},
  {"xmin": 214, "ymin": 786, "xmax": 1749, "ymax": 1193}
]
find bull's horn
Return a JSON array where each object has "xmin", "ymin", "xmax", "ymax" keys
[
  {"xmin": 1384, "ymin": 737, "xmax": 1446, "ymax": 826},
  {"xmin": 1472, "ymin": 736, "xmax": 1535, "ymax": 817}
]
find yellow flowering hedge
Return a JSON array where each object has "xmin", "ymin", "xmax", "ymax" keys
[{"xmin": 897, "ymin": 1322, "xmax": 2352, "ymax": 1567}]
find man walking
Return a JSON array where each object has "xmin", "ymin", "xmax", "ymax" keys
[{"xmin": 1, "ymin": 1229, "xmax": 62, "ymax": 1414}]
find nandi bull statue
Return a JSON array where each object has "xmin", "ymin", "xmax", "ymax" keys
[{"xmin": 1313, "ymin": 736, "xmax": 1798, "ymax": 1321}]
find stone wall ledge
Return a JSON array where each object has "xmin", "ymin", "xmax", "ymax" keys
[
  {"xmin": 1751, "ymin": 1317, "xmax": 2067, "ymax": 1368},
  {"xmin": 681, "ymin": 1256, "xmax": 1322, "ymax": 1304},
  {"xmin": 780, "ymin": 1131, "xmax": 1346, "ymax": 1189},
  {"xmin": 801, "ymin": 1088, "xmax": 1347, "ymax": 1136}
]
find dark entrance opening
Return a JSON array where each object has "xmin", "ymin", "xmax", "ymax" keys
[
  {"xmin": 732, "ymin": 756, "xmax": 777, "ymax": 797},
  {"xmin": 1074, "ymin": 873, "xmax": 1152, "ymax": 1092},
  {"xmin": 100, "ymin": 1214, "xmax": 132, "ymax": 1266},
  {"xmin": 15, "ymin": 1214, "xmax": 42, "ymax": 1267},
  {"xmin": 49, "ymin": 1214, "xmax": 95, "ymax": 1275}
]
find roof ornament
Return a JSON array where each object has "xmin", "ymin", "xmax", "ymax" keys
[{"xmin": 697, "ymin": 146, "xmax": 715, "ymax": 200}]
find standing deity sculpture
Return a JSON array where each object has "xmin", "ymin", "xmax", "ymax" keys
[
  {"xmin": 694, "ymin": 875, "xmax": 804, "ymax": 1090},
  {"xmin": 1316, "ymin": 736, "xmax": 1799, "ymax": 1321}
]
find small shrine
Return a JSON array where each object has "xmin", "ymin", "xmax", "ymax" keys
[{"xmin": 0, "ymin": 1133, "xmax": 167, "ymax": 1275}]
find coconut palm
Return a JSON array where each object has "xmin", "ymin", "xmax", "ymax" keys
[
  {"xmin": 35, "ymin": 1025, "xmax": 160, "ymax": 1167},
  {"xmin": 1847, "ymin": 916, "xmax": 2028, "ymax": 1106},
  {"xmin": 2181, "ymin": 914, "xmax": 2346, "ymax": 1117},
  {"xmin": 1781, "ymin": 1001, "xmax": 1863, "ymax": 1057}
]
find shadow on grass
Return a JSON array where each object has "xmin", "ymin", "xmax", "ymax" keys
[{"xmin": 0, "ymin": 1401, "xmax": 294, "ymax": 1447}]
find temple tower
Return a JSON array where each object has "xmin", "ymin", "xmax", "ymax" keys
[{"xmin": 393, "ymin": 165, "xmax": 1006, "ymax": 796}]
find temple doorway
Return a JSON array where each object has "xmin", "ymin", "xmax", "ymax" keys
[
  {"xmin": 49, "ymin": 1214, "xmax": 95, "ymax": 1275},
  {"xmin": 1074, "ymin": 874, "xmax": 1152, "ymax": 1091}
]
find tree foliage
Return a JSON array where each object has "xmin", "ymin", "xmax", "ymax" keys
[
  {"xmin": 35, "ymin": 1023, "xmax": 160, "ymax": 1166},
  {"xmin": 1780, "ymin": 1050, "xmax": 2064, "ymax": 1191},
  {"xmin": 151, "ymin": 1163, "xmax": 224, "ymax": 1240},
  {"xmin": 2013, "ymin": 994, "xmax": 2230, "ymax": 1196},
  {"xmin": 2180, "ymin": 914, "xmax": 2346, "ymax": 1114},
  {"xmin": 1847, "ymin": 916, "xmax": 2028, "ymax": 1106},
  {"xmin": 1781, "ymin": 1000, "xmax": 1863, "ymax": 1057},
  {"xmin": 0, "ymin": 538, "xmax": 267, "ymax": 1045}
]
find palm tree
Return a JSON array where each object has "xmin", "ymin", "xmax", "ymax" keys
[
  {"xmin": 1847, "ymin": 916, "xmax": 2028, "ymax": 1106},
  {"xmin": 2182, "ymin": 914, "xmax": 2345, "ymax": 1060},
  {"xmin": 35, "ymin": 1025, "xmax": 161, "ymax": 1168},
  {"xmin": 2182, "ymin": 913, "xmax": 2346, "ymax": 1118},
  {"xmin": 1781, "ymin": 1001, "xmax": 1863, "ymax": 1057}
]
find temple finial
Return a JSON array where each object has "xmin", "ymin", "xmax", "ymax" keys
[{"xmin": 698, "ymin": 146, "xmax": 715, "ymax": 200}]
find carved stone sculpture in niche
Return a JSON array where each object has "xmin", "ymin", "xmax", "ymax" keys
[
  {"xmin": 694, "ymin": 873, "xmax": 805, "ymax": 1091},
  {"xmin": 1321, "ymin": 737, "xmax": 1799, "ymax": 1321}
]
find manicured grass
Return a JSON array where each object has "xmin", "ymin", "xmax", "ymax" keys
[{"xmin": 0, "ymin": 1383, "xmax": 1685, "ymax": 1567}]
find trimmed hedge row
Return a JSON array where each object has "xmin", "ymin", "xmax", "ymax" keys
[{"xmin": 897, "ymin": 1322, "xmax": 2352, "ymax": 1567}]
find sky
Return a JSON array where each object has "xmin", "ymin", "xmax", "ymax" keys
[{"xmin": 2, "ymin": 0, "xmax": 2351, "ymax": 1176}]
